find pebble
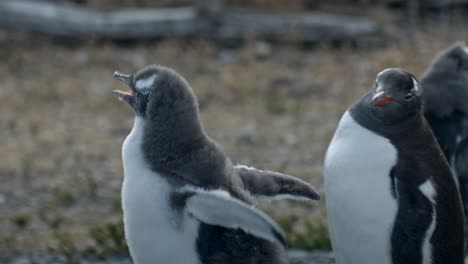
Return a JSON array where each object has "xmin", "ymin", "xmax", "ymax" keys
[
  {"xmin": 283, "ymin": 133, "xmax": 298, "ymax": 146},
  {"xmin": 132, "ymin": 53, "xmax": 147, "ymax": 68},
  {"xmin": 218, "ymin": 49, "xmax": 238, "ymax": 64},
  {"xmin": 255, "ymin": 41, "xmax": 272, "ymax": 59},
  {"xmin": 74, "ymin": 50, "xmax": 89, "ymax": 65},
  {"xmin": 0, "ymin": 193, "xmax": 5, "ymax": 205},
  {"xmin": 238, "ymin": 124, "xmax": 256, "ymax": 144}
]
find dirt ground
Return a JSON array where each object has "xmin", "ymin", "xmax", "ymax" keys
[{"xmin": 0, "ymin": 22, "xmax": 467, "ymax": 259}]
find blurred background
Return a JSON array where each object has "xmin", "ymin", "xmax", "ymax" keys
[{"xmin": 0, "ymin": 0, "xmax": 467, "ymax": 263}]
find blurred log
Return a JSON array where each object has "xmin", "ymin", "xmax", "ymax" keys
[
  {"xmin": 387, "ymin": 0, "xmax": 468, "ymax": 8},
  {"xmin": 422, "ymin": 0, "xmax": 468, "ymax": 7},
  {"xmin": 0, "ymin": 0, "xmax": 201, "ymax": 39},
  {"xmin": 215, "ymin": 8, "xmax": 380, "ymax": 44},
  {"xmin": 0, "ymin": 0, "xmax": 381, "ymax": 44}
]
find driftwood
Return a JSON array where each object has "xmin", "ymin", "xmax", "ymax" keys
[
  {"xmin": 0, "ymin": 1, "xmax": 201, "ymax": 39},
  {"xmin": 422, "ymin": 0, "xmax": 468, "ymax": 8},
  {"xmin": 387, "ymin": 0, "xmax": 468, "ymax": 8},
  {"xmin": 216, "ymin": 9, "xmax": 379, "ymax": 43},
  {"xmin": 0, "ymin": 0, "xmax": 381, "ymax": 44}
]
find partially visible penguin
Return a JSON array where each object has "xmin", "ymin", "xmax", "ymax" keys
[
  {"xmin": 420, "ymin": 42, "xmax": 468, "ymax": 253},
  {"xmin": 422, "ymin": 43, "xmax": 468, "ymax": 162},
  {"xmin": 112, "ymin": 65, "xmax": 320, "ymax": 264},
  {"xmin": 324, "ymin": 68, "xmax": 464, "ymax": 264}
]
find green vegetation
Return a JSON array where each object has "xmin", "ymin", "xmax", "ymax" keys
[
  {"xmin": 53, "ymin": 232, "xmax": 80, "ymax": 263},
  {"xmin": 0, "ymin": 235, "xmax": 17, "ymax": 257},
  {"xmin": 11, "ymin": 213, "xmax": 30, "ymax": 230},
  {"xmin": 275, "ymin": 214, "xmax": 332, "ymax": 250},
  {"xmin": 86, "ymin": 220, "xmax": 129, "ymax": 259},
  {"xmin": 53, "ymin": 187, "xmax": 76, "ymax": 207},
  {"xmin": 38, "ymin": 204, "xmax": 67, "ymax": 230},
  {"xmin": 82, "ymin": 214, "xmax": 330, "ymax": 259}
]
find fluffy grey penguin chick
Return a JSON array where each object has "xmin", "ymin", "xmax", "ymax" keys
[
  {"xmin": 325, "ymin": 68, "xmax": 464, "ymax": 264},
  {"xmin": 113, "ymin": 65, "xmax": 320, "ymax": 264},
  {"xmin": 420, "ymin": 42, "xmax": 468, "ymax": 255}
]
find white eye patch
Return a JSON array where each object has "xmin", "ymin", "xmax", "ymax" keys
[
  {"xmin": 374, "ymin": 79, "xmax": 384, "ymax": 93},
  {"xmin": 376, "ymin": 68, "xmax": 393, "ymax": 80},
  {"xmin": 411, "ymin": 77, "xmax": 423, "ymax": 96},
  {"xmin": 372, "ymin": 90, "xmax": 385, "ymax": 101},
  {"xmin": 135, "ymin": 74, "xmax": 158, "ymax": 94}
]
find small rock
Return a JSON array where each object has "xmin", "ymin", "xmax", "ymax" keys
[
  {"xmin": 283, "ymin": 133, "xmax": 298, "ymax": 146},
  {"xmin": 0, "ymin": 30, "xmax": 7, "ymax": 45},
  {"xmin": 219, "ymin": 49, "xmax": 238, "ymax": 63},
  {"xmin": 10, "ymin": 257, "xmax": 29, "ymax": 264},
  {"xmin": 132, "ymin": 53, "xmax": 147, "ymax": 68},
  {"xmin": 30, "ymin": 252, "xmax": 66, "ymax": 264},
  {"xmin": 0, "ymin": 193, "xmax": 6, "ymax": 205},
  {"xmin": 74, "ymin": 50, "xmax": 89, "ymax": 65},
  {"xmin": 255, "ymin": 41, "xmax": 272, "ymax": 59},
  {"xmin": 238, "ymin": 124, "xmax": 256, "ymax": 144},
  {"xmin": 82, "ymin": 256, "xmax": 133, "ymax": 264}
]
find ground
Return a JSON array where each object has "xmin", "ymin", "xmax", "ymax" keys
[{"xmin": 0, "ymin": 23, "xmax": 466, "ymax": 261}]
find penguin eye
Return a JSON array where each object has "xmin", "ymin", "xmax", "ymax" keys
[{"xmin": 404, "ymin": 93, "xmax": 413, "ymax": 101}]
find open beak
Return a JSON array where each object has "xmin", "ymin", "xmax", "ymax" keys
[
  {"xmin": 113, "ymin": 71, "xmax": 135, "ymax": 103},
  {"xmin": 113, "ymin": 71, "xmax": 133, "ymax": 86},
  {"xmin": 372, "ymin": 91, "xmax": 393, "ymax": 107}
]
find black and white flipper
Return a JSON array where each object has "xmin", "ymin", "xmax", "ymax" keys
[
  {"xmin": 234, "ymin": 165, "xmax": 320, "ymax": 201},
  {"xmin": 455, "ymin": 137, "xmax": 468, "ymax": 254},
  {"xmin": 176, "ymin": 187, "xmax": 286, "ymax": 247}
]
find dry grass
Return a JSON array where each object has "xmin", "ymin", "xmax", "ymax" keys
[{"xmin": 0, "ymin": 25, "xmax": 466, "ymax": 257}]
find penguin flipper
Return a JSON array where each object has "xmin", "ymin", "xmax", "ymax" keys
[
  {"xmin": 234, "ymin": 165, "xmax": 320, "ymax": 201},
  {"xmin": 178, "ymin": 187, "xmax": 287, "ymax": 247},
  {"xmin": 455, "ymin": 138, "xmax": 468, "ymax": 255}
]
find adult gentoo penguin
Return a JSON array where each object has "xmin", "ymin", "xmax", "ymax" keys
[
  {"xmin": 324, "ymin": 68, "xmax": 464, "ymax": 264},
  {"xmin": 112, "ymin": 65, "xmax": 320, "ymax": 264},
  {"xmin": 420, "ymin": 42, "xmax": 468, "ymax": 253}
]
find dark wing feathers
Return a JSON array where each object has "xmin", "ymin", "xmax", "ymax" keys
[{"xmin": 234, "ymin": 165, "xmax": 320, "ymax": 201}]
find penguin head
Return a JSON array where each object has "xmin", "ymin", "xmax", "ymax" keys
[
  {"xmin": 425, "ymin": 42, "xmax": 468, "ymax": 77},
  {"xmin": 113, "ymin": 65, "xmax": 198, "ymax": 120},
  {"xmin": 367, "ymin": 68, "xmax": 423, "ymax": 124},
  {"xmin": 421, "ymin": 42, "xmax": 468, "ymax": 117}
]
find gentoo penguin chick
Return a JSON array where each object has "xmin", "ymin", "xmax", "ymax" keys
[
  {"xmin": 420, "ymin": 42, "xmax": 468, "ymax": 253},
  {"xmin": 324, "ymin": 68, "xmax": 464, "ymax": 264},
  {"xmin": 112, "ymin": 65, "xmax": 320, "ymax": 264},
  {"xmin": 422, "ymin": 42, "xmax": 468, "ymax": 163}
]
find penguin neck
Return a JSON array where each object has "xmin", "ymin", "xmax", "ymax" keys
[
  {"xmin": 350, "ymin": 101, "xmax": 449, "ymax": 168},
  {"xmin": 350, "ymin": 100, "xmax": 425, "ymax": 138},
  {"xmin": 138, "ymin": 104, "xmax": 209, "ymax": 174},
  {"xmin": 145, "ymin": 103, "xmax": 207, "ymax": 145}
]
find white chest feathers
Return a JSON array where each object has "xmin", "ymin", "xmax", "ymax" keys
[
  {"xmin": 121, "ymin": 117, "xmax": 201, "ymax": 264},
  {"xmin": 324, "ymin": 111, "xmax": 398, "ymax": 264}
]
